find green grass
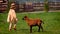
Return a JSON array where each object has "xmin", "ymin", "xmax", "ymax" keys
[{"xmin": 0, "ymin": 12, "xmax": 60, "ymax": 34}]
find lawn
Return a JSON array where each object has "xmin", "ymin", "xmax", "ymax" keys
[{"xmin": 0, "ymin": 12, "xmax": 60, "ymax": 34}]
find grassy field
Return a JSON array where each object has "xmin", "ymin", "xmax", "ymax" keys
[{"xmin": 0, "ymin": 12, "xmax": 60, "ymax": 34}]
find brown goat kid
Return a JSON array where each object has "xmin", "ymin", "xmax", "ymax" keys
[{"xmin": 22, "ymin": 16, "xmax": 44, "ymax": 33}]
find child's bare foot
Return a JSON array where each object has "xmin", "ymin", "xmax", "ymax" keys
[
  {"xmin": 9, "ymin": 29, "xmax": 11, "ymax": 31},
  {"xmin": 14, "ymin": 28, "xmax": 16, "ymax": 30}
]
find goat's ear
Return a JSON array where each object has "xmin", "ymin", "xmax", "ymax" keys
[{"xmin": 24, "ymin": 16, "xmax": 27, "ymax": 18}]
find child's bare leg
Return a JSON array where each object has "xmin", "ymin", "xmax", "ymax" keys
[
  {"xmin": 9, "ymin": 23, "xmax": 12, "ymax": 31},
  {"xmin": 13, "ymin": 23, "xmax": 16, "ymax": 30}
]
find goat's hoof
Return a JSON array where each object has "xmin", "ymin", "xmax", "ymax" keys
[
  {"xmin": 14, "ymin": 28, "xmax": 16, "ymax": 30},
  {"xmin": 30, "ymin": 32, "xmax": 32, "ymax": 34},
  {"xmin": 38, "ymin": 31, "xmax": 40, "ymax": 32},
  {"xmin": 30, "ymin": 32, "xmax": 32, "ymax": 33}
]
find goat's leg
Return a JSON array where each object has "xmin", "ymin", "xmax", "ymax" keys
[
  {"xmin": 30, "ymin": 26, "xmax": 32, "ymax": 33},
  {"xmin": 38, "ymin": 26, "xmax": 40, "ymax": 32},
  {"xmin": 40, "ymin": 25, "xmax": 43, "ymax": 32}
]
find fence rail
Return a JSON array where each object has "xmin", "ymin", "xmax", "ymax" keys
[
  {"xmin": 0, "ymin": 0, "xmax": 8, "ymax": 13},
  {"xmin": 16, "ymin": 2, "xmax": 60, "ymax": 12}
]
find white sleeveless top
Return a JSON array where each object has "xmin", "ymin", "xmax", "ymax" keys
[{"xmin": 7, "ymin": 9, "xmax": 17, "ymax": 23}]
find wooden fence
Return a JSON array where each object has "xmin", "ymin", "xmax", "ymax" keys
[
  {"xmin": 17, "ymin": 2, "xmax": 60, "ymax": 12},
  {"xmin": 0, "ymin": 0, "xmax": 8, "ymax": 13}
]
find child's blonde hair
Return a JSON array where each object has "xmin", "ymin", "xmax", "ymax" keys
[{"xmin": 10, "ymin": 2, "xmax": 16, "ymax": 9}]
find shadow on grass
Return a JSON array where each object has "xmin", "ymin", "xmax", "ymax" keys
[{"xmin": 17, "ymin": 29, "xmax": 49, "ymax": 33}]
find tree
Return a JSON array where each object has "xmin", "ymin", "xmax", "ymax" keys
[
  {"xmin": 6, "ymin": 0, "xmax": 15, "ymax": 13},
  {"xmin": 44, "ymin": 0, "xmax": 49, "ymax": 12}
]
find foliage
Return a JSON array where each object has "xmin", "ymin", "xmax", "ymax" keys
[{"xmin": 44, "ymin": 0, "xmax": 49, "ymax": 12}]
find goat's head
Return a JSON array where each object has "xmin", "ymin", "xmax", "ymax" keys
[{"xmin": 22, "ymin": 16, "xmax": 28, "ymax": 20}]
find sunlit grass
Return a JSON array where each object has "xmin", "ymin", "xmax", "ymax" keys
[{"xmin": 0, "ymin": 12, "xmax": 60, "ymax": 34}]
